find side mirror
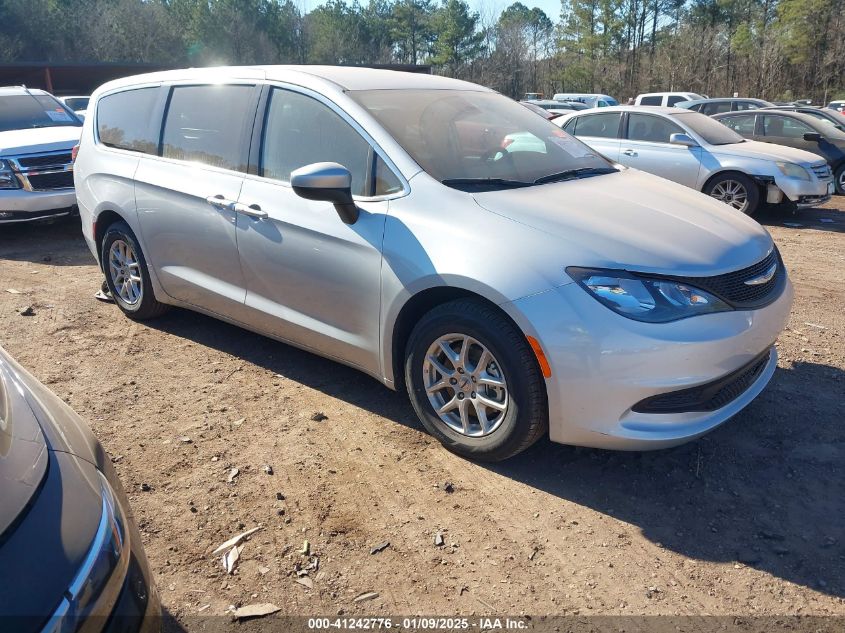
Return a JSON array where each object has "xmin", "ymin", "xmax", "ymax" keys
[
  {"xmin": 669, "ymin": 133, "xmax": 699, "ymax": 147},
  {"xmin": 290, "ymin": 162, "xmax": 358, "ymax": 224},
  {"xmin": 803, "ymin": 132, "xmax": 822, "ymax": 142}
]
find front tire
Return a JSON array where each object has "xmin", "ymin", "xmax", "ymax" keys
[
  {"xmin": 404, "ymin": 298, "xmax": 548, "ymax": 461},
  {"xmin": 101, "ymin": 220, "xmax": 169, "ymax": 320},
  {"xmin": 835, "ymin": 164, "xmax": 845, "ymax": 195},
  {"xmin": 704, "ymin": 172, "xmax": 760, "ymax": 215}
]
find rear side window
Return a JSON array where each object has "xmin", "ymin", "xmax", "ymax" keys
[
  {"xmin": 703, "ymin": 102, "xmax": 732, "ymax": 115},
  {"xmin": 570, "ymin": 113, "xmax": 621, "ymax": 139},
  {"xmin": 627, "ymin": 114, "xmax": 684, "ymax": 143},
  {"xmin": 720, "ymin": 114, "xmax": 756, "ymax": 134},
  {"xmin": 161, "ymin": 84, "xmax": 255, "ymax": 171},
  {"xmin": 97, "ymin": 88, "xmax": 160, "ymax": 154},
  {"xmin": 261, "ymin": 88, "xmax": 374, "ymax": 196},
  {"xmin": 639, "ymin": 96, "xmax": 662, "ymax": 106}
]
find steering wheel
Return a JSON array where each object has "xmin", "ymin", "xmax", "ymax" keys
[{"xmin": 481, "ymin": 147, "xmax": 514, "ymax": 165}]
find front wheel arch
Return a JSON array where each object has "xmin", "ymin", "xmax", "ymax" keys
[{"xmin": 701, "ymin": 170, "xmax": 762, "ymax": 215}]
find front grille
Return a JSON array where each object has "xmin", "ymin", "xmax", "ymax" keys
[
  {"xmin": 27, "ymin": 171, "xmax": 74, "ymax": 190},
  {"xmin": 16, "ymin": 152, "xmax": 73, "ymax": 169},
  {"xmin": 632, "ymin": 350, "xmax": 771, "ymax": 414},
  {"xmin": 810, "ymin": 163, "xmax": 832, "ymax": 180},
  {"xmin": 649, "ymin": 248, "xmax": 784, "ymax": 309}
]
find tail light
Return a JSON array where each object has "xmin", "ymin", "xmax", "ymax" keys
[
  {"xmin": 71, "ymin": 144, "xmax": 80, "ymax": 162},
  {"xmin": 501, "ymin": 138, "xmax": 514, "ymax": 149}
]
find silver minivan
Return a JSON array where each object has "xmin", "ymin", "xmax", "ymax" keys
[{"xmin": 75, "ymin": 66, "xmax": 793, "ymax": 461}]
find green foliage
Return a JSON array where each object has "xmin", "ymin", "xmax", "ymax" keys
[
  {"xmin": 430, "ymin": 0, "xmax": 483, "ymax": 75},
  {"xmin": 0, "ymin": 0, "xmax": 841, "ymax": 103}
]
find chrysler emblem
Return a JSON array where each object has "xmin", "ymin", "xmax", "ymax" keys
[{"xmin": 744, "ymin": 262, "xmax": 777, "ymax": 286}]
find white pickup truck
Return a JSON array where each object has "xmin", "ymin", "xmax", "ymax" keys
[{"xmin": 0, "ymin": 86, "xmax": 82, "ymax": 224}]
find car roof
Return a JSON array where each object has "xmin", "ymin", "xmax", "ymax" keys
[
  {"xmin": 95, "ymin": 65, "xmax": 490, "ymax": 96},
  {"xmin": 0, "ymin": 86, "xmax": 50, "ymax": 97},
  {"xmin": 568, "ymin": 105, "xmax": 684, "ymax": 115},
  {"xmin": 523, "ymin": 99, "xmax": 563, "ymax": 106}
]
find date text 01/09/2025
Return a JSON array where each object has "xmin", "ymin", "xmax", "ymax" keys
[{"xmin": 306, "ymin": 617, "xmax": 529, "ymax": 630}]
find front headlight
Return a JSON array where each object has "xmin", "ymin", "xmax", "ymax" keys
[
  {"xmin": 775, "ymin": 161, "xmax": 811, "ymax": 181},
  {"xmin": 567, "ymin": 267, "xmax": 732, "ymax": 323},
  {"xmin": 42, "ymin": 473, "xmax": 128, "ymax": 633},
  {"xmin": 0, "ymin": 159, "xmax": 21, "ymax": 190}
]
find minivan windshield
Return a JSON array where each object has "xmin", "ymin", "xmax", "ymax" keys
[
  {"xmin": 671, "ymin": 111, "xmax": 745, "ymax": 145},
  {"xmin": 349, "ymin": 89, "xmax": 617, "ymax": 191},
  {"xmin": 0, "ymin": 94, "xmax": 81, "ymax": 132}
]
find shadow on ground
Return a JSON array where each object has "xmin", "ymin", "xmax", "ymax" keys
[
  {"xmin": 757, "ymin": 199, "xmax": 844, "ymax": 233},
  {"xmin": 146, "ymin": 308, "xmax": 845, "ymax": 601},
  {"xmin": 0, "ymin": 216, "xmax": 92, "ymax": 266}
]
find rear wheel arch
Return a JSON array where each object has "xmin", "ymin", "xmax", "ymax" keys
[{"xmin": 94, "ymin": 210, "xmax": 128, "ymax": 269}]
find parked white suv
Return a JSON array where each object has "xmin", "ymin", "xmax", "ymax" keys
[
  {"xmin": 0, "ymin": 86, "xmax": 81, "ymax": 224},
  {"xmin": 75, "ymin": 66, "xmax": 792, "ymax": 460},
  {"xmin": 636, "ymin": 92, "xmax": 705, "ymax": 107}
]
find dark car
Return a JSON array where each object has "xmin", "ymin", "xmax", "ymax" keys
[
  {"xmin": 713, "ymin": 109, "xmax": 845, "ymax": 194},
  {"xmin": 0, "ymin": 346, "xmax": 160, "ymax": 633},
  {"xmin": 761, "ymin": 105, "xmax": 845, "ymax": 133},
  {"xmin": 676, "ymin": 97, "xmax": 774, "ymax": 115}
]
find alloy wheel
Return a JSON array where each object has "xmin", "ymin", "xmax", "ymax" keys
[
  {"xmin": 108, "ymin": 239, "xmax": 143, "ymax": 306},
  {"xmin": 710, "ymin": 179, "xmax": 749, "ymax": 213},
  {"xmin": 422, "ymin": 334, "xmax": 509, "ymax": 437}
]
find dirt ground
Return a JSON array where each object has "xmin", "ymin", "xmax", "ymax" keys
[{"xmin": 1, "ymin": 199, "xmax": 844, "ymax": 629}]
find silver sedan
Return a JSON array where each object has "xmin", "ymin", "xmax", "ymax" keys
[{"xmin": 554, "ymin": 106, "xmax": 834, "ymax": 214}]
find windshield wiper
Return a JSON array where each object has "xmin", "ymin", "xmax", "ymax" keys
[
  {"xmin": 441, "ymin": 177, "xmax": 532, "ymax": 190},
  {"xmin": 533, "ymin": 167, "xmax": 617, "ymax": 185}
]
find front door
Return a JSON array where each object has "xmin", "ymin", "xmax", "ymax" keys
[
  {"xmin": 618, "ymin": 112, "xmax": 702, "ymax": 188},
  {"xmin": 234, "ymin": 86, "xmax": 403, "ymax": 373},
  {"xmin": 133, "ymin": 82, "xmax": 259, "ymax": 317}
]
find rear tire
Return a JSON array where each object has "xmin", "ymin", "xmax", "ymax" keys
[
  {"xmin": 404, "ymin": 298, "xmax": 548, "ymax": 461},
  {"xmin": 835, "ymin": 164, "xmax": 845, "ymax": 195},
  {"xmin": 101, "ymin": 221, "xmax": 169, "ymax": 320},
  {"xmin": 704, "ymin": 172, "xmax": 760, "ymax": 216}
]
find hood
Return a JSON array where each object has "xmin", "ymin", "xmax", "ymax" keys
[
  {"xmin": 0, "ymin": 126, "xmax": 81, "ymax": 157},
  {"xmin": 472, "ymin": 168, "xmax": 773, "ymax": 277},
  {"xmin": 0, "ymin": 353, "xmax": 49, "ymax": 538},
  {"xmin": 711, "ymin": 139, "xmax": 826, "ymax": 165}
]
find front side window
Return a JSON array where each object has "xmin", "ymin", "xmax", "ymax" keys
[
  {"xmin": 161, "ymin": 84, "xmax": 255, "ymax": 171},
  {"xmin": 571, "ymin": 113, "xmax": 621, "ymax": 139},
  {"xmin": 0, "ymin": 93, "xmax": 81, "ymax": 133},
  {"xmin": 735, "ymin": 101, "xmax": 760, "ymax": 111},
  {"xmin": 666, "ymin": 95, "xmax": 687, "ymax": 107},
  {"xmin": 627, "ymin": 113, "xmax": 684, "ymax": 143},
  {"xmin": 261, "ymin": 88, "xmax": 382, "ymax": 197},
  {"xmin": 97, "ymin": 88, "xmax": 160, "ymax": 155},
  {"xmin": 349, "ymin": 89, "xmax": 614, "ymax": 190},
  {"xmin": 762, "ymin": 115, "xmax": 814, "ymax": 138}
]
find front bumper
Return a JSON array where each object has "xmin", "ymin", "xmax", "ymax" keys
[
  {"xmin": 769, "ymin": 173, "xmax": 834, "ymax": 207},
  {"xmin": 0, "ymin": 188, "xmax": 77, "ymax": 222},
  {"xmin": 505, "ymin": 277, "xmax": 793, "ymax": 450}
]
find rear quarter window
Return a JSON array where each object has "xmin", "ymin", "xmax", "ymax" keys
[{"xmin": 97, "ymin": 88, "xmax": 160, "ymax": 154}]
